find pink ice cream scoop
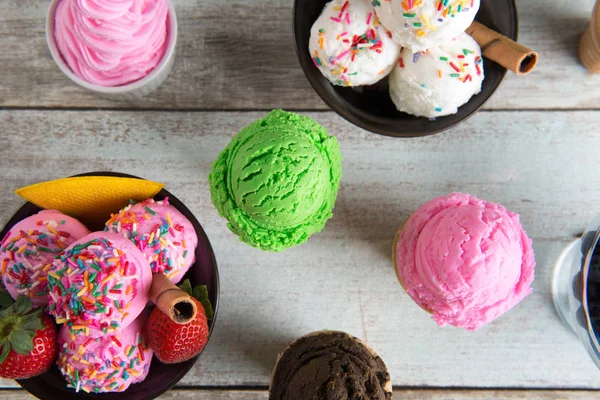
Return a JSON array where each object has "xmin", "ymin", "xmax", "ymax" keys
[
  {"xmin": 48, "ymin": 232, "xmax": 152, "ymax": 337},
  {"xmin": 105, "ymin": 198, "xmax": 198, "ymax": 284},
  {"xmin": 57, "ymin": 314, "xmax": 153, "ymax": 393},
  {"xmin": 54, "ymin": 0, "xmax": 169, "ymax": 87},
  {"xmin": 0, "ymin": 210, "xmax": 90, "ymax": 307},
  {"xmin": 394, "ymin": 193, "xmax": 535, "ymax": 330}
]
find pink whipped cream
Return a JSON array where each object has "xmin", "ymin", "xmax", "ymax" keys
[
  {"xmin": 54, "ymin": 0, "xmax": 169, "ymax": 87},
  {"xmin": 395, "ymin": 193, "xmax": 535, "ymax": 330}
]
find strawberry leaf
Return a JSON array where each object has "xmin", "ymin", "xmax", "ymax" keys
[
  {"xmin": 14, "ymin": 296, "xmax": 32, "ymax": 316},
  {"xmin": 20, "ymin": 311, "xmax": 44, "ymax": 331},
  {"xmin": 9, "ymin": 329, "xmax": 33, "ymax": 355},
  {"xmin": 199, "ymin": 298, "xmax": 214, "ymax": 320},
  {"xmin": 0, "ymin": 287, "xmax": 13, "ymax": 309},
  {"xmin": 0, "ymin": 339, "xmax": 10, "ymax": 364},
  {"xmin": 192, "ymin": 286, "xmax": 213, "ymax": 320},
  {"xmin": 192, "ymin": 285, "xmax": 208, "ymax": 302},
  {"xmin": 0, "ymin": 307, "xmax": 12, "ymax": 319},
  {"xmin": 179, "ymin": 279, "xmax": 193, "ymax": 296}
]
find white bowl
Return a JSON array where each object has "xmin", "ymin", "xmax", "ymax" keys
[{"xmin": 45, "ymin": 0, "xmax": 178, "ymax": 100}]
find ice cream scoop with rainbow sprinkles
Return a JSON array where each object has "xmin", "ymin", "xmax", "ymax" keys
[
  {"xmin": 309, "ymin": 0, "xmax": 400, "ymax": 86},
  {"xmin": 57, "ymin": 315, "xmax": 153, "ymax": 393},
  {"xmin": 0, "ymin": 210, "xmax": 90, "ymax": 307},
  {"xmin": 47, "ymin": 231, "xmax": 152, "ymax": 337},
  {"xmin": 389, "ymin": 32, "xmax": 484, "ymax": 117},
  {"xmin": 372, "ymin": 0, "xmax": 480, "ymax": 52},
  {"xmin": 105, "ymin": 198, "xmax": 198, "ymax": 284}
]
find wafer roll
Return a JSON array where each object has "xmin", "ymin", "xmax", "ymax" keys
[
  {"xmin": 579, "ymin": 0, "xmax": 600, "ymax": 73},
  {"xmin": 466, "ymin": 21, "xmax": 538, "ymax": 75},
  {"xmin": 149, "ymin": 273, "xmax": 197, "ymax": 324}
]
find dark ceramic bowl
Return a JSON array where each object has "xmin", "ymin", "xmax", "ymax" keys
[
  {"xmin": 3, "ymin": 172, "xmax": 220, "ymax": 400},
  {"xmin": 293, "ymin": 0, "xmax": 518, "ymax": 137}
]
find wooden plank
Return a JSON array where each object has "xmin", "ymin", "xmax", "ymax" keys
[
  {"xmin": 0, "ymin": 110, "xmax": 599, "ymax": 389},
  {"xmin": 162, "ymin": 390, "xmax": 600, "ymax": 399},
  {"xmin": 1, "ymin": 389, "xmax": 599, "ymax": 399},
  {"xmin": 0, "ymin": 0, "xmax": 599, "ymax": 110}
]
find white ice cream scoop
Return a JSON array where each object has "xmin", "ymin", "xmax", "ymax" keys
[
  {"xmin": 309, "ymin": 0, "xmax": 400, "ymax": 87},
  {"xmin": 373, "ymin": 0, "xmax": 480, "ymax": 52},
  {"xmin": 389, "ymin": 32, "xmax": 484, "ymax": 118}
]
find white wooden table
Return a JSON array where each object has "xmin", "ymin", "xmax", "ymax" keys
[{"xmin": 1, "ymin": 0, "xmax": 600, "ymax": 398}]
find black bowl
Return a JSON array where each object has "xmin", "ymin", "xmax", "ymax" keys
[
  {"xmin": 3, "ymin": 172, "xmax": 220, "ymax": 400},
  {"xmin": 293, "ymin": 0, "xmax": 518, "ymax": 137}
]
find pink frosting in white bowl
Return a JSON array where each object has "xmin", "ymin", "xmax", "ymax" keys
[
  {"xmin": 46, "ymin": 0, "xmax": 177, "ymax": 97},
  {"xmin": 394, "ymin": 193, "xmax": 536, "ymax": 330},
  {"xmin": 54, "ymin": 0, "xmax": 169, "ymax": 87}
]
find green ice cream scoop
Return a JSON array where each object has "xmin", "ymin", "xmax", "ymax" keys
[{"xmin": 209, "ymin": 110, "xmax": 342, "ymax": 251}]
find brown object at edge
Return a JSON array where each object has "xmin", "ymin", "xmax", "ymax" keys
[
  {"xmin": 269, "ymin": 330, "xmax": 392, "ymax": 399},
  {"xmin": 579, "ymin": 0, "xmax": 600, "ymax": 73},
  {"xmin": 150, "ymin": 273, "xmax": 197, "ymax": 324},
  {"xmin": 466, "ymin": 21, "xmax": 538, "ymax": 76}
]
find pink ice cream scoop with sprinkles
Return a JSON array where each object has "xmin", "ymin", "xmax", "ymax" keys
[
  {"xmin": 47, "ymin": 231, "xmax": 153, "ymax": 337},
  {"xmin": 0, "ymin": 210, "xmax": 90, "ymax": 307},
  {"xmin": 105, "ymin": 198, "xmax": 198, "ymax": 284},
  {"xmin": 56, "ymin": 314, "xmax": 153, "ymax": 393}
]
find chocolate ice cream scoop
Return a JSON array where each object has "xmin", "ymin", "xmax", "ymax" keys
[{"xmin": 269, "ymin": 331, "xmax": 392, "ymax": 400}]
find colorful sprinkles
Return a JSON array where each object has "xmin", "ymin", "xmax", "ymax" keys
[
  {"xmin": 57, "ymin": 329, "xmax": 151, "ymax": 393},
  {"xmin": 105, "ymin": 198, "xmax": 193, "ymax": 280},
  {"xmin": 0, "ymin": 218, "xmax": 75, "ymax": 302},
  {"xmin": 47, "ymin": 237, "xmax": 137, "ymax": 336},
  {"xmin": 409, "ymin": 46, "xmax": 481, "ymax": 82},
  {"xmin": 372, "ymin": 0, "xmax": 475, "ymax": 37},
  {"xmin": 397, "ymin": 38, "xmax": 483, "ymax": 115}
]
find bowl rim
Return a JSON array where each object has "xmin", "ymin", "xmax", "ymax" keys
[
  {"xmin": 45, "ymin": 0, "xmax": 178, "ymax": 94},
  {"xmin": 292, "ymin": 0, "xmax": 519, "ymax": 138},
  {"xmin": 581, "ymin": 226, "xmax": 600, "ymax": 358},
  {"xmin": 7, "ymin": 171, "xmax": 220, "ymax": 399}
]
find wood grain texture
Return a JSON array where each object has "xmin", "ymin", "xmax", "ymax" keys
[
  {"xmin": 1, "ymin": 0, "xmax": 599, "ymax": 109},
  {"xmin": 0, "ymin": 110, "xmax": 599, "ymax": 389},
  {"xmin": 1, "ymin": 389, "xmax": 599, "ymax": 400}
]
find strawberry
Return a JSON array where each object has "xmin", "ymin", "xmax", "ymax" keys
[
  {"xmin": 146, "ymin": 279, "xmax": 213, "ymax": 364},
  {"xmin": 0, "ymin": 292, "xmax": 57, "ymax": 379}
]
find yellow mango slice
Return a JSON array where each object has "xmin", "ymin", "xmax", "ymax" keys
[{"xmin": 15, "ymin": 176, "xmax": 164, "ymax": 229}]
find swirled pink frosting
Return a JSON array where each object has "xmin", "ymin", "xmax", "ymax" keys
[{"xmin": 54, "ymin": 0, "xmax": 169, "ymax": 87}]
